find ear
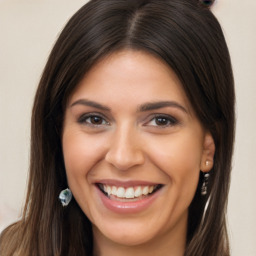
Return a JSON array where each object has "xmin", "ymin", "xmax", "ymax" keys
[{"xmin": 200, "ymin": 132, "xmax": 215, "ymax": 172}]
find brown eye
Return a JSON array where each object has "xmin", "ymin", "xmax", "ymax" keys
[
  {"xmin": 78, "ymin": 114, "xmax": 109, "ymax": 126},
  {"xmin": 90, "ymin": 116, "xmax": 104, "ymax": 125},
  {"xmin": 155, "ymin": 117, "xmax": 169, "ymax": 126},
  {"xmin": 146, "ymin": 115, "xmax": 178, "ymax": 127}
]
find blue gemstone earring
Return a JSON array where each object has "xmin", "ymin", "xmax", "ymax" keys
[{"xmin": 59, "ymin": 188, "xmax": 72, "ymax": 206}]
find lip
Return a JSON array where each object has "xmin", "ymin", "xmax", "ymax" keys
[
  {"xmin": 95, "ymin": 180, "xmax": 163, "ymax": 214},
  {"xmin": 94, "ymin": 179, "xmax": 159, "ymax": 187}
]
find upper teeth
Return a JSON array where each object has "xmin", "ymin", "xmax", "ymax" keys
[{"xmin": 102, "ymin": 185, "xmax": 156, "ymax": 199}]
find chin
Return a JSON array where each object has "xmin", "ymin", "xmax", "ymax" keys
[{"xmin": 92, "ymin": 221, "xmax": 159, "ymax": 247}]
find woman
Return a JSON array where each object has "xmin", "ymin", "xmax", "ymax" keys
[{"xmin": 0, "ymin": 0, "xmax": 235, "ymax": 255}]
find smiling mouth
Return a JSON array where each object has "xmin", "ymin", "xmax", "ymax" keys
[{"xmin": 97, "ymin": 183, "xmax": 163, "ymax": 201}]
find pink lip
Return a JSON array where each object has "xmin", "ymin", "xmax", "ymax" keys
[{"xmin": 95, "ymin": 183, "xmax": 163, "ymax": 214}]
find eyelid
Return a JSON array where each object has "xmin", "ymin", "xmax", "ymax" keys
[
  {"xmin": 143, "ymin": 114, "xmax": 179, "ymax": 127},
  {"xmin": 77, "ymin": 112, "xmax": 110, "ymax": 126}
]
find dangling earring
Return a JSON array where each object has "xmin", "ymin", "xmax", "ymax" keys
[
  {"xmin": 59, "ymin": 188, "xmax": 72, "ymax": 206},
  {"xmin": 201, "ymin": 172, "xmax": 210, "ymax": 196}
]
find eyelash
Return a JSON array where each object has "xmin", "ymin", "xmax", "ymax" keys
[
  {"xmin": 78, "ymin": 113, "xmax": 110, "ymax": 127},
  {"xmin": 77, "ymin": 113, "xmax": 178, "ymax": 128},
  {"xmin": 145, "ymin": 114, "xmax": 178, "ymax": 128}
]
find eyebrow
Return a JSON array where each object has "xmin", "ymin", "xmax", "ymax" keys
[
  {"xmin": 70, "ymin": 99, "xmax": 111, "ymax": 111},
  {"xmin": 138, "ymin": 101, "xmax": 188, "ymax": 113},
  {"xmin": 70, "ymin": 99, "xmax": 188, "ymax": 114}
]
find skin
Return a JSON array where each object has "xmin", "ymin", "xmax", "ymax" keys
[{"xmin": 62, "ymin": 50, "xmax": 215, "ymax": 256}]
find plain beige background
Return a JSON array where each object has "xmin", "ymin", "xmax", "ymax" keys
[{"xmin": 0, "ymin": 0, "xmax": 255, "ymax": 255}]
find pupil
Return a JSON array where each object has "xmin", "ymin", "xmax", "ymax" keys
[
  {"xmin": 91, "ymin": 116, "xmax": 102, "ymax": 124},
  {"xmin": 156, "ymin": 117, "xmax": 168, "ymax": 125}
]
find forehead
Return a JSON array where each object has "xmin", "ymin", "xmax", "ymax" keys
[{"xmin": 68, "ymin": 50, "xmax": 192, "ymax": 113}]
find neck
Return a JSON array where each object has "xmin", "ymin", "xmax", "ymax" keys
[{"xmin": 92, "ymin": 213, "xmax": 187, "ymax": 256}]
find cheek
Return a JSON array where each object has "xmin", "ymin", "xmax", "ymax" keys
[
  {"xmin": 62, "ymin": 130, "xmax": 107, "ymax": 181},
  {"xmin": 62, "ymin": 130, "xmax": 109, "ymax": 218},
  {"xmin": 148, "ymin": 132, "xmax": 203, "ymax": 191}
]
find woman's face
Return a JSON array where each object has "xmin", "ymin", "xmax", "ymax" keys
[{"xmin": 62, "ymin": 50, "xmax": 214, "ymax": 248}]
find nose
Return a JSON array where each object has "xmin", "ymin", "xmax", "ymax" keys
[{"xmin": 105, "ymin": 125, "xmax": 145, "ymax": 171}]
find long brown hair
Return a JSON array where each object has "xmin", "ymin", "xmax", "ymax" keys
[{"xmin": 0, "ymin": 0, "xmax": 235, "ymax": 255}]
